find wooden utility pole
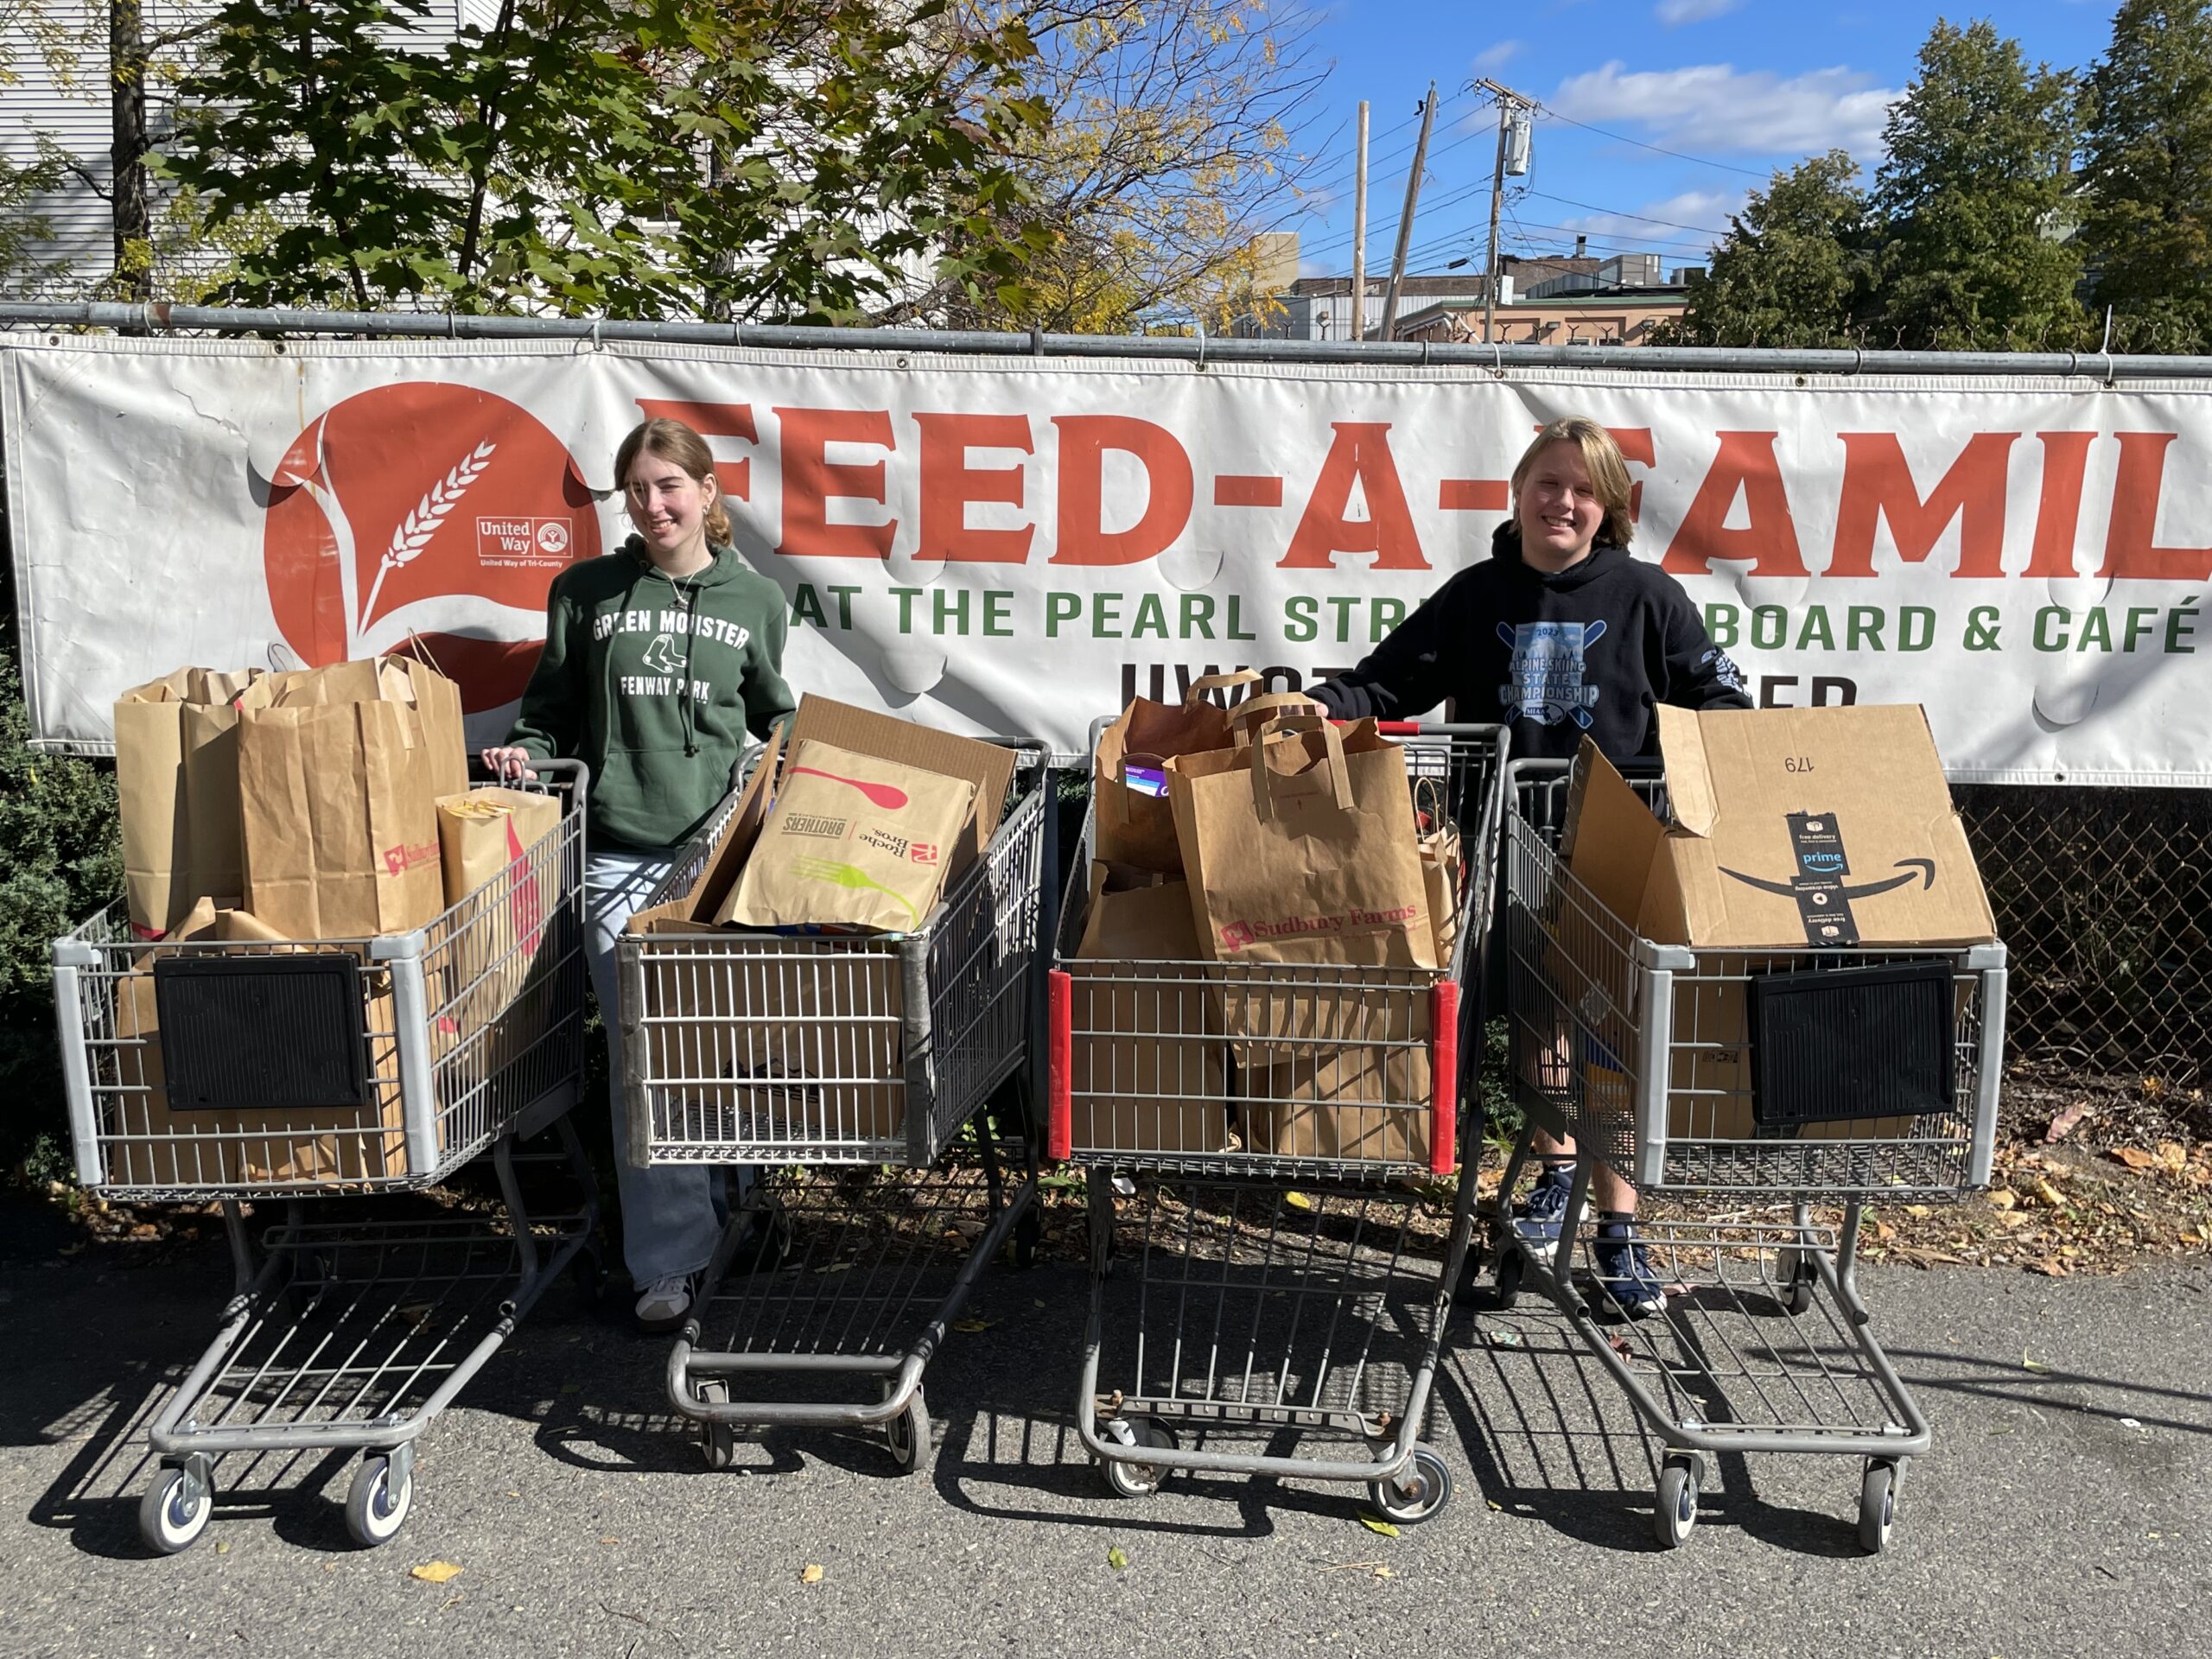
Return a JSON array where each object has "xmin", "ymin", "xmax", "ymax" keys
[
  {"xmin": 1378, "ymin": 82, "xmax": 1436, "ymax": 340},
  {"xmin": 1349, "ymin": 101, "xmax": 1369, "ymax": 342},
  {"xmin": 1478, "ymin": 78, "xmax": 1532, "ymax": 344}
]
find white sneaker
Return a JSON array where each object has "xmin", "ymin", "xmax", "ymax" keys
[{"xmin": 633, "ymin": 1274, "xmax": 694, "ymax": 1331}]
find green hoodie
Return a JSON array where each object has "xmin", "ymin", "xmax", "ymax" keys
[{"xmin": 508, "ymin": 537, "xmax": 795, "ymax": 849}]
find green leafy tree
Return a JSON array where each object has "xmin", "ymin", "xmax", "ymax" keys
[
  {"xmin": 159, "ymin": 0, "xmax": 1051, "ymax": 321},
  {"xmin": 1657, "ymin": 150, "xmax": 1877, "ymax": 347},
  {"xmin": 0, "ymin": 535, "xmax": 120, "ymax": 1181},
  {"xmin": 1872, "ymin": 18, "xmax": 2088, "ymax": 351},
  {"xmin": 2081, "ymin": 0, "xmax": 2212, "ymax": 352},
  {"xmin": 936, "ymin": 1, "xmax": 1325, "ymax": 334}
]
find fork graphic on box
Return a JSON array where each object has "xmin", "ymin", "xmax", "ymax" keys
[{"xmin": 786, "ymin": 855, "xmax": 925, "ymax": 929}]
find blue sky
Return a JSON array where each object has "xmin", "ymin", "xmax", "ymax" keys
[{"xmin": 1283, "ymin": 1, "xmax": 2121, "ymax": 279}]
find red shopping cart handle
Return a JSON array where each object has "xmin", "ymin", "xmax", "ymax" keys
[{"xmin": 1375, "ymin": 721, "xmax": 1421, "ymax": 735}]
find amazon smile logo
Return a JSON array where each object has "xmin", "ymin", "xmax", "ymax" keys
[{"xmin": 1719, "ymin": 811, "xmax": 1938, "ymax": 947}]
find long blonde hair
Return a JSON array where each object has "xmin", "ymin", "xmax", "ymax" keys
[
  {"xmin": 614, "ymin": 416, "xmax": 732, "ymax": 545},
  {"xmin": 1510, "ymin": 416, "xmax": 1636, "ymax": 549}
]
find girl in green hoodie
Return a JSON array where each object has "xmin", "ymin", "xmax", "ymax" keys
[{"xmin": 484, "ymin": 416, "xmax": 794, "ymax": 1332}]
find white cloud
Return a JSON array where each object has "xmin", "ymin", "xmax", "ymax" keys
[
  {"xmin": 1549, "ymin": 60, "xmax": 1900, "ymax": 158},
  {"xmin": 1554, "ymin": 188, "xmax": 1751, "ymax": 252},
  {"xmin": 1656, "ymin": 0, "xmax": 1744, "ymax": 23},
  {"xmin": 1473, "ymin": 40, "xmax": 1524, "ymax": 73}
]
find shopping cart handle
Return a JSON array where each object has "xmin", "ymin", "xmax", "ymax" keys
[{"xmin": 1374, "ymin": 721, "xmax": 1421, "ymax": 735}]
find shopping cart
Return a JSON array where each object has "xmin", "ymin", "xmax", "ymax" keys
[
  {"xmin": 1048, "ymin": 721, "xmax": 1507, "ymax": 1522},
  {"xmin": 49, "ymin": 760, "xmax": 595, "ymax": 1554},
  {"xmin": 626, "ymin": 741, "xmax": 1052, "ymax": 1474},
  {"xmin": 1485, "ymin": 758, "xmax": 2007, "ymax": 1551}
]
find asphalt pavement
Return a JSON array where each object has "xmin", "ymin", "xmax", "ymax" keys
[{"xmin": 0, "ymin": 1221, "xmax": 2206, "ymax": 1659}]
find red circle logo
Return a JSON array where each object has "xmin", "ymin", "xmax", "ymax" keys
[{"xmin": 262, "ymin": 382, "xmax": 601, "ymax": 713}]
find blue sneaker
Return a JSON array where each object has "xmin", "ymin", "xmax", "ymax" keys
[
  {"xmin": 1510, "ymin": 1165, "xmax": 1574, "ymax": 1244},
  {"xmin": 1592, "ymin": 1228, "xmax": 1676, "ymax": 1320}
]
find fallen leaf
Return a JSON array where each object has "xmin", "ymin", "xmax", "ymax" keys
[
  {"xmin": 599, "ymin": 1535, "xmax": 621, "ymax": 1545},
  {"xmin": 411, "ymin": 1562, "xmax": 464, "ymax": 1584},
  {"xmin": 2023, "ymin": 1354, "xmax": 2053, "ymax": 1374},
  {"xmin": 2044, "ymin": 1101, "xmax": 2089, "ymax": 1142},
  {"xmin": 213, "ymin": 1541, "xmax": 231, "ymax": 1554},
  {"xmin": 1357, "ymin": 1512, "xmax": 1401, "ymax": 1537},
  {"xmin": 2035, "ymin": 1179, "xmax": 2068, "ymax": 1209},
  {"xmin": 952, "ymin": 1318, "xmax": 994, "ymax": 1333},
  {"xmin": 1283, "ymin": 1192, "xmax": 1314, "ymax": 1211},
  {"xmin": 1904, "ymin": 1205, "xmax": 1931, "ymax": 1219},
  {"xmin": 2113, "ymin": 1147, "xmax": 2160, "ymax": 1173},
  {"xmin": 1372, "ymin": 1565, "xmax": 1395, "ymax": 1580},
  {"xmin": 800, "ymin": 1564, "xmax": 825, "ymax": 1585},
  {"xmin": 2158, "ymin": 1142, "xmax": 2188, "ymax": 1174},
  {"xmin": 1107, "ymin": 1546, "xmax": 1128, "ymax": 1571},
  {"xmin": 1988, "ymin": 1189, "xmax": 2019, "ymax": 1211},
  {"xmin": 1487, "ymin": 1499, "xmax": 1503, "ymax": 1511}
]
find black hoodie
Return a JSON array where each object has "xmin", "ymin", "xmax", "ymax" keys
[{"xmin": 1310, "ymin": 523, "xmax": 1750, "ymax": 763}]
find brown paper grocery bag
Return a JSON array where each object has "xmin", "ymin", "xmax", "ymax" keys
[
  {"xmin": 113, "ymin": 667, "xmax": 263, "ymax": 938},
  {"xmin": 1067, "ymin": 868, "xmax": 1227, "ymax": 1155},
  {"xmin": 1420, "ymin": 817, "xmax": 1462, "ymax": 969},
  {"xmin": 1093, "ymin": 671, "xmax": 1317, "ymax": 875},
  {"xmin": 237, "ymin": 658, "xmax": 467, "ymax": 939},
  {"xmin": 723, "ymin": 739, "xmax": 976, "ymax": 934},
  {"xmin": 1249, "ymin": 994, "xmax": 1433, "ymax": 1166},
  {"xmin": 1168, "ymin": 712, "xmax": 1433, "ymax": 969},
  {"xmin": 436, "ymin": 787, "xmax": 563, "ymax": 1027}
]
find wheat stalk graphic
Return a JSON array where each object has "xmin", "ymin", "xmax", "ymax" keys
[{"xmin": 358, "ymin": 440, "xmax": 497, "ymax": 627}]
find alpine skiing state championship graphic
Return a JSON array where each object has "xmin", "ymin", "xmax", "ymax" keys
[{"xmin": 260, "ymin": 384, "xmax": 600, "ymax": 711}]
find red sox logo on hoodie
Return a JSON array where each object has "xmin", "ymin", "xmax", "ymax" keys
[{"xmin": 261, "ymin": 383, "xmax": 601, "ymax": 712}]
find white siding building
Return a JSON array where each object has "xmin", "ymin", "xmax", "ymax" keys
[{"xmin": 0, "ymin": 2, "xmax": 500, "ymax": 295}]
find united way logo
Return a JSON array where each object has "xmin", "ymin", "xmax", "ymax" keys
[
  {"xmin": 261, "ymin": 384, "xmax": 601, "ymax": 714},
  {"xmin": 1498, "ymin": 619, "xmax": 1607, "ymax": 728}
]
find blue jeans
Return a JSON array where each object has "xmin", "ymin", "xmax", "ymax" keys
[{"xmin": 585, "ymin": 848, "xmax": 726, "ymax": 1287}]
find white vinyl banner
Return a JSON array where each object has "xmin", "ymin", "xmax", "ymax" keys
[{"xmin": 3, "ymin": 334, "xmax": 2209, "ymax": 783}]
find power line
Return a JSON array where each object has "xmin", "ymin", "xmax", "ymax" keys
[
  {"xmin": 1525, "ymin": 190, "xmax": 1735, "ymax": 238},
  {"xmin": 1528, "ymin": 101, "xmax": 1776, "ymax": 181}
]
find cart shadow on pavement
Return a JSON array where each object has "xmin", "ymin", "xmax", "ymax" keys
[
  {"xmin": 1433, "ymin": 1287, "xmax": 1872, "ymax": 1559},
  {"xmin": 16, "ymin": 1354, "xmax": 381, "ymax": 1559}
]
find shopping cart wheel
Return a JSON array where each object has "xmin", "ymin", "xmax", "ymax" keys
[
  {"xmin": 343, "ymin": 1455, "xmax": 413, "ymax": 1549},
  {"xmin": 697, "ymin": 1378, "xmax": 738, "ymax": 1471},
  {"xmin": 1367, "ymin": 1446, "xmax": 1453, "ymax": 1525},
  {"xmin": 1100, "ymin": 1419, "xmax": 1178, "ymax": 1498},
  {"xmin": 1654, "ymin": 1455, "xmax": 1700, "ymax": 1549},
  {"xmin": 139, "ymin": 1465, "xmax": 213, "ymax": 1555},
  {"xmin": 884, "ymin": 1389, "xmax": 931, "ymax": 1475},
  {"xmin": 1494, "ymin": 1246, "xmax": 1524, "ymax": 1310},
  {"xmin": 1013, "ymin": 1211, "xmax": 1041, "ymax": 1272},
  {"xmin": 1858, "ymin": 1459, "xmax": 1899, "ymax": 1554},
  {"xmin": 1777, "ymin": 1249, "xmax": 1814, "ymax": 1316}
]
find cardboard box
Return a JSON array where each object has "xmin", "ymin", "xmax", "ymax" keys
[
  {"xmin": 632, "ymin": 918, "xmax": 906, "ymax": 1150},
  {"xmin": 1560, "ymin": 704, "xmax": 1995, "ymax": 1144},
  {"xmin": 1066, "ymin": 868, "xmax": 1227, "ymax": 1156},
  {"xmin": 721, "ymin": 738, "xmax": 976, "ymax": 934},
  {"xmin": 779, "ymin": 696, "xmax": 1015, "ymax": 879},
  {"xmin": 625, "ymin": 734, "xmax": 906, "ymax": 1151},
  {"xmin": 103, "ymin": 899, "xmax": 412, "ymax": 1186}
]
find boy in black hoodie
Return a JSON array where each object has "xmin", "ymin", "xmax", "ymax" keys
[{"xmin": 1312, "ymin": 416, "xmax": 1750, "ymax": 1317}]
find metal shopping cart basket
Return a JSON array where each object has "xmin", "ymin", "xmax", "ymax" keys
[
  {"xmin": 1047, "ymin": 721, "xmax": 1507, "ymax": 1522},
  {"xmin": 49, "ymin": 760, "xmax": 595, "ymax": 1554},
  {"xmin": 625, "ymin": 740, "xmax": 1052, "ymax": 1474},
  {"xmin": 1485, "ymin": 758, "xmax": 2008, "ymax": 1551}
]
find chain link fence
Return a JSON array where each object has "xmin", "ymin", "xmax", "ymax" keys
[{"xmin": 1956, "ymin": 785, "xmax": 2211, "ymax": 1087}]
